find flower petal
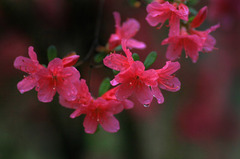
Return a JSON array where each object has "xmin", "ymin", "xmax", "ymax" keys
[
  {"xmin": 135, "ymin": 84, "xmax": 153, "ymax": 105},
  {"xmin": 83, "ymin": 114, "xmax": 98, "ymax": 134},
  {"xmin": 103, "ymin": 53, "xmax": 129, "ymax": 71},
  {"xmin": 62, "ymin": 55, "xmax": 80, "ymax": 67},
  {"xmin": 100, "ymin": 113, "xmax": 120, "ymax": 133},
  {"xmin": 121, "ymin": 18, "xmax": 140, "ymax": 39},
  {"xmin": 17, "ymin": 75, "xmax": 37, "ymax": 94},
  {"xmin": 127, "ymin": 38, "xmax": 146, "ymax": 49},
  {"xmin": 115, "ymin": 83, "xmax": 134, "ymax": 101},
  {"xmin": 151, "ymin": 86, "xmax": 164, "ymax": 104}
]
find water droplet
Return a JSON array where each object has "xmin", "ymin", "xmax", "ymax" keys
[
  {"xmin": 53, "ymin": 87, "xmax": 56, "ymax": 90},
  {"xmin": 97, "ymin": 118, "xmax": 100, "ymax": 122},
  {"xmin": 143, "ymin": 104, "xmax": 150, "ymax": 108}
]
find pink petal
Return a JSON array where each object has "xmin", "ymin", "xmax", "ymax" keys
[
  {"xmin": 100, "ymin": 113, "xmax": 120, "ymax": 133},
  {"xmin": 159, "ymin": 77, "xmax": 181, "ymax": 92},
  {"xmin": 48, "ymin": 58, "xmax": 63, "ymax": 73},
  {"xmin": 159, "ymin": 61, "xmax": 180, "ymax": 75},
  {"xmin": 115, "ymin": 83, "xmax": 134, "ymax": 101},
  {"xmin": 141, "ymin": 69, "xmax": 158, "ymax": 86},
  {"xmin": 122, "ymin": 99, "xmax": 134, "ymax": 109},
  {"xmin": 103, "ymin": 53, "xmax": 129, "ymax": 71},
  {"xmin": 17, "ymin": 75, "xmax": 37, "ymax": 94},
  {"xmin": 37, "ymin": 77, "xmax": 56, "ymax": 103},
  {"xmin": 191, "ymin": 6, "xmax": 208, "ymax": 28},
  {"xmin": 113, "ymin": 12, "xmax": 121, "ymax": 32},
  {"xmin": 169, "ymin": 15, "xmax": 180, "ymax": 36},
  {"xmin": 135, "ymin": 84, "xmax": 153, "ymax": 105},
  {"xmin": 56, "ymin": 79, "xmax": 77, "ymax": 101},
  {"xmin": 183, "ymin": 35, "xmax": 202, "ymax": 63},
  {"xmin": 121, "ymin": 39, "xmax": 133, "ymax": 64},
  {"xmin": 70, "ymin": 108, "xmax": 85, "ymax": 118},
  {"xmin": 62, "ymin": 55, "xmax": 80, "ymax": 67},
  {"xmin": 28, "ymin": 46, "xmax": 38, "ymax": 61},
  {"xmin": 151, "ymin": 86, "xmax": 164, "ymax": 104},
  {"xmin": 203, "ymin": 35, "xmax": 216, "ymax": 52},
  {"xmin": 127, "ymin": 38, "xmax": 146, "ymax": 49},
  {"xmin": 177, "ymin": 3, "xmax": 189, "ymax": 21},
  {"xmin": 108, "ymin": 34, "xmax": 121, "ymax": 50},
  {"xmin": 162, "ymin": 37, "xmax": 183, "ymax": 61},
  {"xmin": 110, "ymin": 79, "xmax": 119, "ymax": 86},
  {"xmin": 121, "ymin": 18, "xmax": 140, "ymax": 39},
  {"xmin": 83, "ymin": 114, "xmax": 98, "ymax": 134},
  {"xmin": 14, "ymin": 56, "xmax": 38, "ymax": 74},
  {"xmin": 61, "ymin": 67, "xmax": 80, "ymax": 82}
]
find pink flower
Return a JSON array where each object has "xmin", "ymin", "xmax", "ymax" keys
[
  {"xmin": 14, "ymin": 46, "xmax": 44, "ymax": 94},
  {"xmin": 59, "ymin": 79, "xmax": 92, "ymax": 109},
  {"xmin": 102, "ymin": 86, "xmax": 134, "ymax": 109},
  {"xmin": 104, "ymin": 40, "xmax": 158, "ymax": 105},
  {"xmin": 70, "ymin": 97, "xmax": 124, "ymax": 134},
  {"xmin": 146, "ymin": 1, "xmax": 189, "ymax": 36},
  {"xmin": 111, "ymin": 61, "xmax": 158, "ymax": 105},
  {"xmin": 162, "ymin": 28, "xmax": 203, "ymax": 63},
  {"xmin": 36, "ymin": 58, "xmax": 80, "ymax": 103},
  {"xmin": 108, "ymin": 12, "xmax": 146, "ymax": 50},
  {"xmin": 151, "ymin": 61, "xmax": 181, "ymax": 104},
  {"xmin": 104, "ymin": 40, "xmax": 134, "ymax": 72},
  {"xmin": 162, "ymin": 6, "xmax": 220, "ymax": 63}
]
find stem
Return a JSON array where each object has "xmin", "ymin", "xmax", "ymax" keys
[{"xmin": 75, "ymin": 0, "xmax": 105, "ymax": 67}]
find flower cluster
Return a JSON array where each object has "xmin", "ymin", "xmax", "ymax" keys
[
  {"xmin": 146, "ymin": 1, "xmax": 220, "ymax": 63},
  {"xmin": 14, "ymin": 0, "xmax": 220, "ymax": 134}
]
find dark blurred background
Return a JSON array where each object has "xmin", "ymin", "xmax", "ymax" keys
[{"xmin": 0, "ymin": 0, "xmax": 240, "ymax": 159}]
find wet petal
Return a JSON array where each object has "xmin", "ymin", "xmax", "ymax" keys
[
  {"xmin": 151, "ymin": 86, "xmax": 164, "ymax": 104},
  {"xmin": 135, "ymin": 84, "xmax": 153, "ymax": 105},
  {"xmin": 17, "ymin": 75, "xmax": 37, "ymax": 94},
  {"xmin": 83, "ymin": 114, "xmax": 98, "ymax": 134},
  {"xmin": 100, "ymin": 113, "xmax": 120, "ymax": 133}
]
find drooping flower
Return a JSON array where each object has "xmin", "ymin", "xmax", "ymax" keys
[
  {"xmin": 162, "ymin": 6, "xmax": 220, "ymax": 63},
  {"xmin": 70, "ymin": 97, "xmax": 124, "ymax": 134},
  {"xmin": 151, "ymin": 61, "xmax": 181, "ymax": 104},
  {"xmin": 59, "ymin": 79, "xmax": 92, "ymax": 109},
  {"xmin": 146, "ymin": 1, "xmax": 189, "ymax": 36},
  {"xmin": 108, "ymin": 12, "xmax": 146, "ymax": 50},
  {"xmin": 36, "ymin": 58, "xmax": 80, "ymax": 103},
  {"xmin": 14, "ymin": 46, "xmax": 44, "ymax": 94}
]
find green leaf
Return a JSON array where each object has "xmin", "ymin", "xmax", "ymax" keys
[
  {"xmin": 114, "ymin": 45, "xmax": 122, "ymax": 51},
  {"xmin": 99, "ymin": 78, "xmax": 111, "ymax": 96},
  {"xmin": 132, "ymin": 53, "xmax": 140, "ymax": 61},
  {"xmin": 94, "ymin": 52, "xmax": 107, "ymax": 63},
  {"xmin": 186, "ymin": 0, "xmax": 199, "ymax": 6},
  {"xmin": 113, "ymin": 70, "xmax": 120, "ymax": 75},
  {"xmin": 47, "ymin": 45, "xmax": 57, "ymax": 62},
  {"xmin": 144, "ymin": 51, "xmax": 157, "ymax": 69},
  {"xmin": 188, "ymin": 16, "xmax": 195, "ymax": 23},
  {"xmin": 189, "ymin": 7, "xmax": 198, "ymax": 15}
]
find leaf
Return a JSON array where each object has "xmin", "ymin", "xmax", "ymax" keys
[
  {"xmin": 94, "ymin": 52, "xmax": 107, "ymax": 63},
  {"xmin": 47, "ymin": 45, "xmax": 57, "ymax": 62},
  {"xmin": 113, "ymin": 70, "xmax": 120, "ymax": 75},
  {"xmin": 114, "ymin": 45, "xmax": 122, "ymax": 51},
  {"xmin": 186, "ymin": 0, "xmax": 199, "ymax": 6},
  {"xmin": 132, "ymin": 53, "xmax": 140, "ymax": 61},
  {"xmin": 144, "ymin": 51, "xmax": 157, "ymax": 69},
  {"xmin": 188, "ymin": 16, "xmax": 195, "ymax": 23},
  {"xmin": 99, "ymin": 78, "xmax": 111, "ymax": 96},
  {"xmin": 189, "ymin": 7, "xmax": 198, "ymax": 15}
]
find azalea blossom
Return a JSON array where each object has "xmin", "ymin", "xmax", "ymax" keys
[
  {"xmin": 104, "ymin": 40, "xmax": 158, "ymax": 105},
  {"xmin": 14, "ymin": 46, "xmax": 44, "ymax": 94},
  {"xmin": 146, "ymin": 1, "xmax": 189, "ymax": 36},
  {"xmin": 36, "ymin": 58, "xmax": 80, "ymax": 103},
  {"xmin": 104, "ymin": 40, "xmax": 134, "ymax": 72},
  {"xmin": 108, "ymin": 11, "xmax": 146, "ymax": 50},
  {"xmin": 62, "ymin": 53, "xmax": 80, "ymax": 67},
  {"xmin": 162, "ymin": 6, "xmax": 220, "ymax": 62},
  {"xmin": 151, "ymin": 61, "xmax": 181, "ymax": 104},
  {"xmin": 70, "ymin": 97, "xmax": 124, "ymax": 134}
]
